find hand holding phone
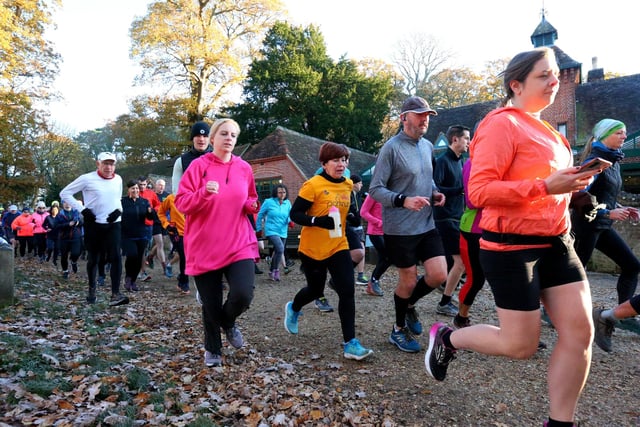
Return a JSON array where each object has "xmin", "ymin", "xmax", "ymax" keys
[{"xmin": 579, "ymin": 157, "xmax": 612, "ymax": 173}]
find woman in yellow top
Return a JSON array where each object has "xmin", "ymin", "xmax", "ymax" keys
[
  {"xmin": 425, "ymin": 47, "xmax": 601, "ymax": 427},
  {"xmin": 284, "ymin": 142, "xmax": 373, "ymax": 361}
]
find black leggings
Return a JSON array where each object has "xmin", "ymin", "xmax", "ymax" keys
[
  {"xmin": 194, "ymin": 259, "xmax": 255, "ymax": 355},
  {"xmin": 574, "ymin": 227, "xmax": 640, "ymax": 304},
  {"xmin": 368, "ymin": 234, "xmax": 392, "ymax": 281},
  {"xmin": 59, "ymin": 238, "xmax": 82, "ymax": 272},
  {"xmin": 33, "ymin": 233, "xmax": 47, "ymax": 258},
  {"xmin": 16, "ymin": 236, "xmax": 34, "ymax": 257},
  {"xmin": 122, "ymin": 238, "xmax": 147, "ymax": 282},
  {"xmin": 84, "ymin": 222, "xmax": 122, "ymax": 294},
  {"xmin": 174, "ymin": 237, "xmax": 187, "ymax": 284},
  {"xmin": 295, "ymin": 250, "xmax": 356, "ymax": 342}
]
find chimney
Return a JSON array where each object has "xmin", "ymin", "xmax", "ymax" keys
[{"xmin": 591, "ymin": 56, "xmax": 598, "ymax": 70}]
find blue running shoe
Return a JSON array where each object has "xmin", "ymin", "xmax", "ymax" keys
[
  {"xmin": 343, "ymin": 338, "xmax": 374, "ymax": 360},
  {"xmin": 314, "ymin": 297, "xmax": 334, "ymax": 312},
  {"xmin": 389, "ymin": 326, "xmax": 420, "ymax": 352},
  {"xmin": 284, "ymin": 301, "xmax": 300, "ymax": 334},
  {"xmin": 406, "ymin": 307, "xmax": 423, "ymax": 335}
]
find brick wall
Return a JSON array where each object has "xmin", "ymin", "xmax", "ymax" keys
[
  {"xmin": 542, "ymin": 67, "xmax": 580, "ymax": 145},
  {"xmin": 251, "ymin": 157, "xmax": 308, "ymax": 251}
]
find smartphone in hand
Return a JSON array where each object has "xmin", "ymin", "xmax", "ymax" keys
[{"xmin": 579, "ymin": 157, "xmax": 612, "ymax": 173}]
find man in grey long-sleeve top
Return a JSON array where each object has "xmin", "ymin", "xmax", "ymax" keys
[{"xmin": 368, "ymin": 96, "xmax": 447, "ymax": 353}]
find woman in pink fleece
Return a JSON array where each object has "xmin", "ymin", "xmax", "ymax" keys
[
  {"xmin": 175, "ymin": 118, "xmax": 260, "ymax": 368},
  {"xmin": 359, "ymin": 195, "xmax": 389, "ymax": 297}
]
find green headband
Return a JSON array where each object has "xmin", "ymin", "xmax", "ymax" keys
[{"xmin": 593, "ymin": 119, "xmax": 625, "ymax": 141}]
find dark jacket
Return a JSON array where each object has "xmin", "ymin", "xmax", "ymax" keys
[
  {"xmin": 43, "ymin": 214, "xmax": 60, "ymax": 241},
  {"xmin": 181, "ymin": 146, "xmax": 212, "ymax": 173},
  {"xmin": 121, "ymin": 196, "xmax": 154, "ymax": 239},
  {"xmin": 55, "ymin": 209, "xmax": 83, "ymax": 241},
  {"xmin": 2, "ymin": 211, "xmax": 20, "ymax": 240},
  {"xmin": 433, "ymin": 147, "xmax": 464, "ymax": 221},
  {"xmin": 573, "ymin": 161, "xmax": 621, "ymax": 231}
]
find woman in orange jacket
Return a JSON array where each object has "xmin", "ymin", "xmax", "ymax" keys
[
  {"xmin": 425, "ymin": 47, "xmax": 601, "ymax": 427},
  {"xmin": 12, "ymin": 207, "xmax": 36, "ymax": 257}
]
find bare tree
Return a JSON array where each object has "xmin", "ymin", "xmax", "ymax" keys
[{"xmin": 391, "ymin": 33, "xmax": 453, "ymax": 96}]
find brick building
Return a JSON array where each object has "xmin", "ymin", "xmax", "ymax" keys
[
  {"xmin": 425, "ymin": 11, "xmax": 640, "ymax": 187},
  {"xmin": 243, "ymin": 126, "xmax": 376, "ymax": 202}
]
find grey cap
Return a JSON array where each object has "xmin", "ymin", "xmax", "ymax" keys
[{"xmin": 401, "ymin": 96, "xmax": 437, "ymax": 115}]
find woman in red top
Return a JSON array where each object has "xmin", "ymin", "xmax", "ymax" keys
[{"xmin": 425, "ymin": 47, "xmax": 601, "ymax": 427}]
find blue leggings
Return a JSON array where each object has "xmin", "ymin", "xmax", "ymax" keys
[{"xmin": 267, "ymin": 235, "xmax": 285, "ymax": 271}]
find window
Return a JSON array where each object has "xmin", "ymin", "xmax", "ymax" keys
[
  {"xmin": 558, "ymin": 123, "xmax": 567, "ymax": 138},
  {"xmin": 255, "ymin": 178, "xmax": 282, "ymax": 201}
]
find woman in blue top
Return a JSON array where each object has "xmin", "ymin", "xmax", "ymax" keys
[{"xmin": 256, "ymin": 184, "xmax": 292, "ymax": 282}]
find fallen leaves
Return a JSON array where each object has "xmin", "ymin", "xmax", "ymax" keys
[
  {"xmin": 2, "ymin": 259, "xmax": 639, "ymax": 426},
  {"xmin": 0, "ymin": 260, "xmax": 393, "ymax": 426}
]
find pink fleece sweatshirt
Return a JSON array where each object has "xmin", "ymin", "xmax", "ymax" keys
[{"xmin": 175, "ymin": 152, "xmax": 259, "ymax": 275}]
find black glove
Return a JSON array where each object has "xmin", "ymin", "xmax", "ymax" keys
[
  {"xmin": 569, "ymin": 192, "xmax": 605, "ymax": 222},
  {"xmin": 346, "ymin": 212, "xmax": 361, "ymax": 227},
  {"xmin": 314, "ymin": 215, "xmax": 335, "ymax": 230},
  {"xmin": 81, "ymin": 208, "xmax": 96, "ymax": 223},
  {"xmin": 166, "ymin": 224, "xmax": 179, "ymax": 243},
  {"xmin": 107, "ymin": 209, "xmax": 122, "ymax": 223}
]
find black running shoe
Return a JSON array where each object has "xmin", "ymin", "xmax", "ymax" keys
[{"xmin": 425, "ymin": 322, "xmax": 456, "ymax": 381}]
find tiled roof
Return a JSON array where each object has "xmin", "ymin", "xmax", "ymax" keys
[
  {"xmin": 576, "ymin": 73, "xmax": 640, "ymax": 143},
  {"xmin": 425, "ymin": 101, "xmax": 499, "ymax": 143},
  {"xmin": 551, "ymin": 45, "xmax": 581, "ymax": 71},
  {"xmin": 243, "ymin": 126, "xmax": 376, "ymax": 178},
  {"xmin": 117, "ymin": 158, "xmax": 174, "ymax": 184},
  {"xmin": 424, "ymin": 71, "xmax": 640, "ymax": 148}
]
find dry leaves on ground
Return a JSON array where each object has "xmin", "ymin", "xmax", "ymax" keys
[{"xmin": 1, "ymin": 257, "xmax": 639, "ymax": 426}]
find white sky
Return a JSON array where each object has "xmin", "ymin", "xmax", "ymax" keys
[{"xmin": 47, "ymin": 0, "xmax": 640, "ymax": 134}]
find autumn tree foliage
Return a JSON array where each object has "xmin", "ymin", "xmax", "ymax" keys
[
  {"xmin": 227, "ymin": 22, "xmax": 397, "ymax": 153},
  {"xmin": 0, "ymin": 0, "xmax": 62, "ymax": 205},
  {"xmin": 129, "ymin": 0, "xmax": 285, "ymax": 124}
]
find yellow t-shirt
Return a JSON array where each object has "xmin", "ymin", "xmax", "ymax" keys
[{"xmin": 298, "ymin": 175, "xmax": 351, "ymax": 260}]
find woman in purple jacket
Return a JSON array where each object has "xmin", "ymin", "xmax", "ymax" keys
[{"xmin": 175, "ymin": 118, "xmax": 259, "ymax": 368}]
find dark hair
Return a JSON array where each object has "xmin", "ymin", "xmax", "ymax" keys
[
  {"xmin": 137, "ymin": 175, "xmax": 148, "ymax": 182},
  {"xmin": 445, "ymin": 125, "xmax": 470, "ymax": 144},
  {"xmin": 318, "ymin": 142, "xmax": 350, "ymax": 164},
  {"xmin": 500, "ymin": 47, "xmax": 555, "ymax": 105},
  {"xmin": 271, "ymin": 184, "xmax": 289, "ymax": 199},
  {"xmin": 126, "ymin": 179, "xmax": 139, "ymax": 189}
]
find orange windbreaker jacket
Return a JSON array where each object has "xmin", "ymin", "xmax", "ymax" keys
[{"xmin": 468, "ymin": 107, "xmax": 573, "ymax": 246}]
